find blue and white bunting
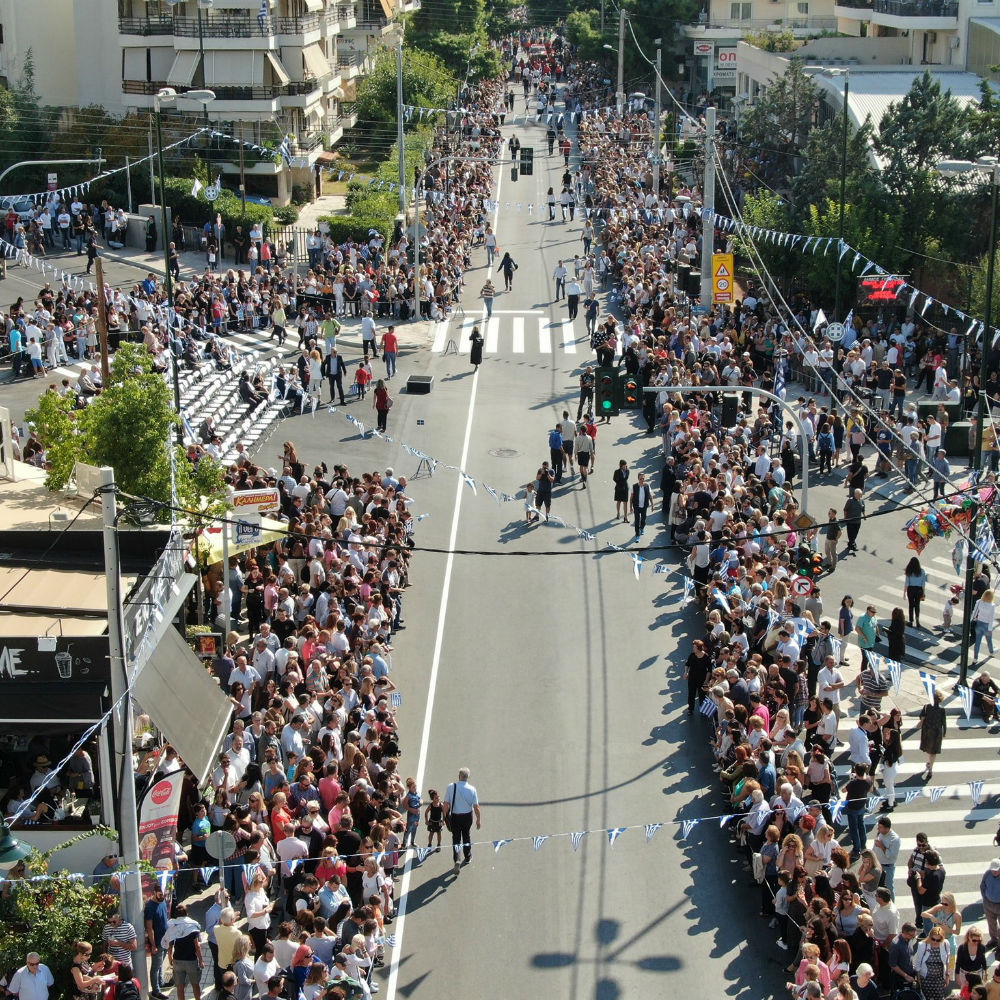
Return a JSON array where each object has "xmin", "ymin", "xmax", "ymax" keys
[
  {"xmin": 199, "ymin": 867, "xmax": 218, "ymax": 884},
  {"xmin": 681, "ymin": 819, "xmax": 698, "ymax": 840},
  {"xmin": 929, "ymin": 786, "xmax": 947, "ymax": 804},
  {"xmin": 970, "ymin": 779, "xmax": 986, "ymax": 808},
  {"xmin": 607, "ymin": 827, "xmax": 626, "ymax": 848},
  {"xmin": 718, "ymin": 814, "xmax": 733, "ymax": 828},
  {"xmin": 570, "ymin": 831, "xmax": 586, "ymax": 852},
  {"xmin": 390, "ymin": 691, "xmax": 403, "ymax": 708},
  {"xmin": 905, "ymin": 789, "xmax": 923, "ymax": 805},
  {"xmin": 654, "ymin": 564, "xmax": 669, "ymax": 574},
  {"xmin": 958, "ymin": 685, "xmax": 974, "ymax": 721},
  {"xmin": 920, "ymin": 671, "xmax": 937, "ymax": 703},
  {"xmin": 644, "ymin": 823, "xmax": 663, "ymax": 843},
  {"xmin": 632, "ymin": 553, "xmax": 643, "ymax": 579},
  {"xmin": 493, "ymin": 839, "xmax": 513, "ymax": 854},
  {"xmin": 416, "ymin": 847, "xmax": 432, "ymax": 863},
  {"xmin": 830, "ymin": 798, "xmax": 846, "ymax": 825},
  {"xmin": 532, "ymin": 835, "xmax": 549, "ymax": 851},
  {"xmin": 683, "ymin": 576, "xmax": 693, "ymax": 601},
  {"xmin": 866, "ymin": 794, "xmax": 881, "ymax": 815}
]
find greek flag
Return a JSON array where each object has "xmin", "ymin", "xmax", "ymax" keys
[
  {"xmin": 493, "ymin": 839, "xmax": 512, "ymax": 854},
  {"xmin": 718, "ymin": 814, "xmax": 733, "ymax": 828},
  {"xmin": 929, "ymin": 786, "xmax": 947, "ymax": 804},
  {"xmin": 606, "ymin": 827, "xmax": 626, "ymax": 848},
  {"xmin": 830, "ymin": 798, "xmax": 845, "ymax": 825},
  {"xmin": 570, "ymin": 831, "xmax": 586, "ymax": 852},
  {"xmin": 958, "ymin": 684, "xmax": 974, "ymax": 720},
  {"xmin": 711, "ymin": 589, "xmax": 730, "ymax": 613},
  {"xmin": 287, "ymin": 858, "xmax": 303, "ymax": 874},
  {"xmin": 390, "ymin": 691, "xmax": 402, "ymax": 708},
  {"xmin": 243, "ymin": 863, "xmax": 259, "ymax": 884},
  {"xmin": 683, "ymin": 576, "xmax": 693, "ymax": 601},
  {"xmin": 416, "ymin": 846, "xmax": 432, "ymax": 863},
  {"xmin": 655, "ymin": 564, "xmax": 669, "ymax": 574},
  {"xmin": 970, "ymin": 779, "xmax": 986, "ymax": 808},
  {"xmin": 277, "ymin": 134, "xmax": 293, "ymax": 166},
  {"xmin": 699, "ymin": 696, "xmax": 717, "ymax": 718},
  {"xmin": 866, "ymin": 794, "xmax": 881, "ymax": 815},
  {"xmin": 920, "ymin": 671, "xmax": 937, "ymax": 703},
  {"xmin": 200, "ymin": 867, "xmax": 218, "ymax": 884},
  {"xmin": 973, "ymin": 524, "xmax": 998, "ymax": 564},
  {"xmin": 775, "ymin": 361, "xmax": 785, "ymax": 401},
  {"xmin": 905, "ymin": 789, "xmax": 923, "ymax": 805},
  {"xmin": 644, "ymin": 823, "xmax": 663, "ymax": 843},
  {"xmin": 532, "ymin": 835, "xmax": 549, "ymax": 851},
  {"xmin": 681, "ymin": 819, "xmax": 698, "ymax": 840},
  {"xmin": 885, "ymin": 656, "xmax": 902, "ymax": 695}
]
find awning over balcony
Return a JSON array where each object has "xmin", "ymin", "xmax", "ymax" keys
[
  {"xmin": 377, "ymin": 0, "xmax": 395, "ymax": 18},
  {"xmin": 265, "ymin": 50, "xmax": 291, "ymax": 86},
  {"xmin": 205, "ymin": 49, "xmax": 263, "ymax": 86},
  {"xmin": 166, "ymin": 50, "xmax": 201, "ymax": 87},
  {"xmin": 303, "ymin": 0, "xmax": 324, "ymax": 10},
  {"xmin": 301, "ymin": 42, "xmax": 330, "ymax": 81}
]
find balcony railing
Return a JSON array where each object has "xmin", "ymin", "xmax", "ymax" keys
[
  {"xmin": 119, "ymin": 15, "xmax": 174, "ymax": 35},
  {"xmin": 296, "ymin": 131, "xmax": 326, "ymax": 152},
  {"xmin": 122, "ymin": 80, "xmax": 321, "ymax": 99},
  {"xmin": 120, "ymin": 10, "xmax": 339, "ymax": 38},
  {"xmin": 834, "ymin": 0, "xmax": 956, "ymax": 12},
  {"xmin": 691, "ymin": 15, "xmax": 839, "ymax": 29}
]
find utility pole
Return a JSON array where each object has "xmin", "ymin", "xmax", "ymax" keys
[
  {"xmin": 238, "ymin": 121, "xmax": 247, "ymax": 216},
  {"xmin": 834, "ymin": 69, "xmax": 849, "ymax": 322},
  {"xmin": 700, "ymin": 106, "xmax": 716, "ymax": 307},
  {"xmin": 396, "ymin": 36, "xmax": 407, "ymax": 215},
  {"xmin": 600, "ymin": 0, "xmax": 605, "ymax": 34},
  {"xmin": 99, "ymin": 467, "xmax": 147, "ymax": 995},
  {"xmin": 95, "ymin": 258, "xmax": 110, "ymax": 382},
  {"xmin": 616, "ymin": 9, "xmax": 626, "ymax": 117},
  {"xmin": 125, "ymin": 156, "xmax": 133, "ymax": 214},
  {"xmin": 148, "ymin": 121, "xmax": 156, "ymax": 204},
  {"xmin": 652, "ymin": 41, "xmax": 662, "ymax": 198}
]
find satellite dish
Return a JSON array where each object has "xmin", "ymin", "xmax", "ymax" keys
[
  {"xmin": 206, "ymin": 830, "xmax": 237, "ymax": 861},
  {"xmin": 825, "ymin": 322, "xmax": 845, "ymax": 342}
]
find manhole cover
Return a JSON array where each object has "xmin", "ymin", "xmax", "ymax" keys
[{"xmin": 489, "ymin": 448, "xmax": 519, "ymax": 458}]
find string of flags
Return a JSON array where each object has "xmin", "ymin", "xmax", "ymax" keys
[
  {"xmin": 708, "ymin": 207, "xmax": 999, "ymax": 346},
  {"xmin": 13, "ymin": 780, "xmax": 995, "ymax": 885}
]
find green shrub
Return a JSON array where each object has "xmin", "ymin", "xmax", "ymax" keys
[
  {"xmin": 318, "ymin": 214, "xmax": 394, "ymax": 246},
  {"xmin": 273, "ymin": 204, "xmax": 300, "ymax": 225},
  {"xmin": 161, "ymin": 177, "xmax": 274, "ymax": 236}
]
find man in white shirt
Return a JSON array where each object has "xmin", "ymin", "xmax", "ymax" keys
[
  {"xmin": 817, "ymin": 656, "xmax": 846, "ymax": 722},
  {"xmin": 552, "ymin": 260, "xmax": 567, "ymax": 300},
  {"xmin": 775, "ymin": 629, "xmax": 801, "ymax": 663},
  {"xmin": 7, "ymin": 954, "xmax": 54, "ymax": 1000},
  {"xmin": 925, "ymin": 417, "xmax": 942, "ymax": 456},
  {"xmin": 873, "ymin": 816, "xmax": 902, "ymax": 900},
  {"xmin": 847, "ymin": 715, "xmax": 873, "ymax": 767},
  {"xmin": 753, "ymin": 446, "xmax": 771, "ymax": 480}
]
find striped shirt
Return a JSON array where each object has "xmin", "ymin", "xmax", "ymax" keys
[{"xmin": 101, "ymin": 920, "xmax": 137, "ymax": 963}]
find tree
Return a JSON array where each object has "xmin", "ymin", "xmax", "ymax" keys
[
  {"xmin": 355, "ymin": 47, "xmax": 457, "ymax": 135},
  {"xmin": 405, "ymin": 0, "xmax": 502, "ymax": 81},
  {"xmin": 564, "ymin": 9, "xmax": 605, "ymax": 63},
  {"xmin": 0, "ymin": 828, "xmax": 123, "ymax": 995},
  {"xmin": 25, "ymin": 343, "xmax": 228, "ymax": 519}
]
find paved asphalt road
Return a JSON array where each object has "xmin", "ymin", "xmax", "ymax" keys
[{"xmin": 2, "ymin": 108, "xmax": 989, "ymax": 1000}]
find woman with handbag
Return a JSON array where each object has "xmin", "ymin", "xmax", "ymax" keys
[
  {"xmin": 372, "ymin": 378, "xmax": 391, "ymax": 433},
  {"xmin": 914, "ymin": 926, "xmax": 951, "ymax": 1000},
  {"xmin": 904, "ymin": 557, "xmax": 928, "ymax": 628}
]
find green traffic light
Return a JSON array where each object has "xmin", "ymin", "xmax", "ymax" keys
[{"xmin": 601, "ymin": 399, "xmax": 612, "ymax": 410}]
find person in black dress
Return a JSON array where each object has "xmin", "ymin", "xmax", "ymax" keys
[
  {"xmin": 469, "ymin": 325, "xmax": 484, "ymax": 370},
  {"xmin": 684, "ymin": 639, "xmax": 712, "ymax": 715},
  {"xmin": 613, "ymin": 460, "xmax": 630, "ymax": 521}
]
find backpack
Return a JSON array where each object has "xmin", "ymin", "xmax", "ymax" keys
[{"xmin": 115, "ymin": 981, "xmax": 141, "ymax": 1000}]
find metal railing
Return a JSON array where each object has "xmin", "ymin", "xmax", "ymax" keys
[
  {"xmin": 296, "ymin": 131, "xmax": 326, "ymax": 152},
  {"xmin": 874, "ymin": 0, "xmax": 957, "ymax": 14},
  {"xmin": 119, "ymin": 15, "xmax": 174, "ymax": 34},
  {"xmin": 691, "ymin": 14, "xmax": 839, "ymax": 29},
  {"xmin": 122, "ymin": 80, "xmax": 321, "ymax": 99}
]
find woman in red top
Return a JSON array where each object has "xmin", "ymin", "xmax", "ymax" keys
[{"xmin": 372, "ymin": 378, "xmax": 391, "ymax": 432}]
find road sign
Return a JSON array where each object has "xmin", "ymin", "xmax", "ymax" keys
[
  {"xmin": 794, "ymin": 513, "xmax": 817, "ymax": 530},
  {"xmin": 712, "ymin": 252, "xmax": 734, "ymax": 304},
  {"xmin": 233, "ymin": 514, "xmax": 262, "ymax": 547},
  {"xmin": 825, "ymin": 322, "xmax": 845, "ymax": 342},
  {"xmin": 790, "ymin": 575, "xmax": 814, "ymax": 598},
  {"xmin": 692, "ymin": 41, "xmax": 714, "ymax": 56}
]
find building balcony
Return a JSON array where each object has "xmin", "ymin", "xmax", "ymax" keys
[
  {"xmin": 340, "ymin": 101, "xmax": 358, "ymax": 128},
  {"xmin": 684, "ymin": 15, "xmax": 838, "ymax": 34},
  {"xmin": 348, "ymin": 16, "xmax": 396, "ymax": 35},
  {"xmin": 337, "ymin": 52, "xmax": 369, "ymax": 78},
  {"xmin": 119, "ymin": 15, "xmax": 174, "ymax": 35},
  {"xmin": 123, "ymin": 79, "xmax": 321, "ymax": 100},
  {"xmin": 834, "ymin": 0, "xmax": 957, "ymax": 22}
]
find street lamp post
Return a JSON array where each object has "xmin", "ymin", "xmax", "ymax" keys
[
  {"xmin": 833, "ymin": 68, "xmax": 849, "ymax": 323},
  {"xmin": 601, "ymin": 10, "xmax": 626, "ymax": 115},
  {"xmin": 937, "ymin": 155, "xmax": 1000, "ymax": 686},
  {"xmin": 652, "ymin": 40, "xmax": 662, "ymax": 197},
  {"xmin": 153, "ymin": 87, "xmax": 215, "ymax": 448}
]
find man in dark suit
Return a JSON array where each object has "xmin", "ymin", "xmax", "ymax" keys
[{"xmin": 322, "ymin": 348, "xmax": 348, "ymax": 405}]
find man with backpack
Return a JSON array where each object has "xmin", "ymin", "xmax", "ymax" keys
[{"xmin": 107, "ymin": 967, "xmax": 142, "ymax": 1000}]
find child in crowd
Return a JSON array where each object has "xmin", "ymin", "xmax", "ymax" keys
[{"xmin": 424, "ymin": 789, "xmax": 444, "ymax": 850}]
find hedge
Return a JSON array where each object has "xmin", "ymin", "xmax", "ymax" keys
[
  {"xmin": 317, "ymin": 214, "xmax": 394, "ymax": 247},
  {"xmin": 161, "ymin": 177, "xmax": 275, "ymax": 237}
]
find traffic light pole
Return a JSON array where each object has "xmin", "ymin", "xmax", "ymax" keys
[{"xmin": 644, "ymin": 383, "xmax": 810, "ymax": 514}]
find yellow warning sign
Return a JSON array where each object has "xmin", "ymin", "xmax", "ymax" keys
[{"xmin": 712, "ymin": 253, "xmax": 734, "ymax": 304}]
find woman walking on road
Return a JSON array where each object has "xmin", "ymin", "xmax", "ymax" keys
[
  {"xmin": 917, "ymin": 690, "xmax": 947, "ymax": 780},
  {"xmin": 613, "ymin": 459, "xmax": 629, "ymax": 521},
  {"xmin": 499, "ymin": 252, "xmax": 518, "ymax": 292},
  {"xmin": 972, "ymin": 587, "xmax": 997, "ymax": 664},
  {"xmin": 372, "ymin": 378, "xmax": 391, "ymax": 433},
  {"xmin": 469, "ymin": 325, "xmax": 484, "ymax": 371},
  {"xmin": 480, "ymin": 279, "xmax": 496, "ymax": 318},
  {"xmin": 575, "ymin": 424, "xmax": 594, "ymax": 489},
  {"xmin": 887, "ymin": 607, "xmax": 906, "ymax": 662},
  {"xmin": 904, "ymin": 557, "xmax": 928, "ymax": 628}
]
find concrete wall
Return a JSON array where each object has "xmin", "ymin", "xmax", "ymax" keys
[{"xmin": 796, "ymin": 34, "xmax": 912, "ymax": 62}]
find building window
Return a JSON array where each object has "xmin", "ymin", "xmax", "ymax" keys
[
  {"xmin": 797, "ymin": 2, "xmax": 809, "ymax": 12},
  {"xmin": 731, "ymin": 2, "xmax": 752, "ymax": 17}
]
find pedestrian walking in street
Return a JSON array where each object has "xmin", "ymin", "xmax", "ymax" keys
[
  {"xmin": 549, "ymin": 424, "xmax": 564, "ymax": 483},
  {"xmin": 546, "ymin": 187, "xmax": 556, "ymax": 220},
  {"xmin": 904, "ymin": 557, "xmax": 927, "ymax": 628},
  {"xmin": 484, "ymin": 225, "xmax": 497, "ymax": 267},
  {"xmin": 552, "ymin": 260, "xmax": 567, "ymax": 300},
  {"xmin": 630, "ymin": 472, "xmax": 653, "ymax": 540},
  {"xmin": 577, "ymin": 366, "xmax": 595, "ymax": 421},
  {"xmin": 372, "ymin": 378, "xmax": 391, "ymax": 433},
  {"xmin": 613, "ymin": 459, "xmax": 629, "ymax": 521},
  {"xmin": 499, "ymin": 252, "xmax": 518, "ymax": 292},
  {"xmin": 980, "ymin": 859, "xmax": 1000, "ymax": 952},
  {"xmin": 469, "ymin": 325, "xmax": 484, "ymax": 370},
  {"xmin": 442, "ymin": 767, "xmax": 481, "ymax": 874},
  {"xmin": 531, "ymin": 462, "xmax": 554, "ymax": 521},
  {"xmin": 823, "ymin": 508, "xmax": 842, "ymax": 571},
  {"xmin": 930, "ymin": 448, "xmax": 950, "ymax": 500},
  {"xmin": 566, "ymin": 277, "xmax": 581, "ymax": 320},
  {"xmin": 575, "ymin": 424, "xmax": 594, "ymax": 488},
  {"xmin": 972, "ymin": 588, "xmax": 997, "ymax": 664},
  {"xmin": 381, "ymin": 325, "xmax": 398, "ymax": 379},
  {"xmin": 844, "ymin": 489, "xmax": 865, "ymax": 552},
  {"xmin": 917, "ymin": 690, "xmax": 947, "ymax": 780},
  {"xmin": 886, "ymin": 607, "xmax": 907, "ymax": 663},
  {"xmin": 322, "ymin": 349, "xmax": 347, "ymax": 405},
  {"xmin": 480, "ymin": 278, "xmax": 496, "ymax": 318}
]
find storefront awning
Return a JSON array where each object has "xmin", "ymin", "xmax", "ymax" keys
[
  {"xmin": 301, "ymin": 43, "xmax": 329, "ymax": 81},
  {"xmin": 167, "ymin": 51, "xmax": 201, "ymax": 87},
  {"xmin": 195, "ymin": 517, "xmax": 288, "ymax": 565},
  {"xmin": 133, "ymin": 626, "xmax": 231, "ymax": 783},
  {"xmin": 0, "ymin": 682, "xmax": 108, "ymax": 724}
]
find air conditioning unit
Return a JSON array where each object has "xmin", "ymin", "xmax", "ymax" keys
[{"xmin": 926, "ymin": 30, "xmax": 937, "ymax": 42}]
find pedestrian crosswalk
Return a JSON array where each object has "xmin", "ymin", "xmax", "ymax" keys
[
  {"xmin": 431, "ymin": 314, "xmax": 588, "ymax": 356},
  {"xmin": 833, "ymin": 716, "xmax": 1000, "ymax": 914},
  {"xmin": 855, "ymin": 556, "xmax": 962, "ymax": 673}
]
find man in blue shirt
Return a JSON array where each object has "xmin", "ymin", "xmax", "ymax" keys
[
  {"xmin": 144, "ymin": 887, "xmax": 170, "ymax": 999},
  {"xmin": 548, "ymin": 424, "xmax": 564, "ymax": 483},
  {"xmin": 980, "ymin": 858, "xmax": 1000, "ymax": 950}
]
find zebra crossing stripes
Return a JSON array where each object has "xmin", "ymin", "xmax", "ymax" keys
[
  {"xmin": 831, "ymin": 719, "xmax": 1000, "ymax": 917},
  {"xmin": 429, "ymin": 315, "xmax": 585, "ymax": 356}
]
